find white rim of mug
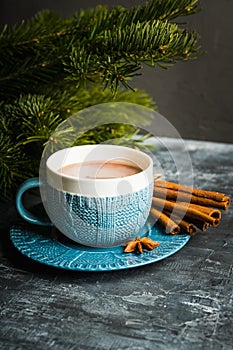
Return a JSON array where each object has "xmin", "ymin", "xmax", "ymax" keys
[{"xmin": 46, "ymin": 144, "xmax": 153, "ymax": 183}]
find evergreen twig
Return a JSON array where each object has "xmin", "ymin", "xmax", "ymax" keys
[{"xmin": 0, "ymin": 0, "xmax": 202, "ymax": 198}]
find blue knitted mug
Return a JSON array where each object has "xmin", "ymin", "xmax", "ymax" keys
[{"xmin": 16, "ymin": 145, "xmax": 154, "ymax": 247}]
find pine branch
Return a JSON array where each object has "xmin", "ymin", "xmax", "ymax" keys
[
  {"xmin": 0, "ymin": 1, "xmax": 201, "ymax": 98},
  {"xmin": 0, "ymin": 1, "xmax": 202, "ymax": 198},
  {"xmin": 65, "ymin": 19, "xmax": 200, "ymax": 92},
  {"xmin": 0, "ymin": 133, "xmax": 30, "ymax": 198},
  {"xmin": 0, "ymin": 86, "xmax": 155, "ymax": 197},
  {"xmin": 101, "ymin": 20, "xmax": 199, "ymax": 62},
  {"xmin": 122, "ymin": 0, "xmax": 200, "ymax": 24}
]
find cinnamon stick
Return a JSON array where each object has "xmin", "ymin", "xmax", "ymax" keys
[
  {"xmin": 150, "ymin": 207, "xmax": 180, "ymax": 235},
  {"xmin": 150, "ymin": 180, "xmax": 230, "ymax": 235},
  {"xmin": 179, "ymin": 202, "xmax": 221, "ymax": 219},
  {"xmin": 167, "ymin": 213, "xmax": 197, "ymax": 235},
  {"xmin": 153, "ymin": 186, "xmax": 230, "ymax": 210},
  {"xmin": 152, "ymin": 197, "xmax": 220, "ymax": 227},
  {"xmin": 154, "ymin": 180, "xmax": 229, "ymax": 202},
  {"xmin": 162, "ymin": 209, "xmax": 197, "ymax": 235},
  {"xmin": 191, "ymin": 219, "xmax": 210, "ymax": 232},
  {"xmin": 164, "ymin": 209, "xmax": 212, "ymax": 233},
  {"xmin": 154, "ymin": 187, "xmax": 192, "ymax": 201},
  {"xmin": 177, "ymin": 219, "xmax": 197, "ymax": 235}
]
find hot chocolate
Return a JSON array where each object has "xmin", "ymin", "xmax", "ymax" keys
[{"xmin": 59, "ymin": 160, "xmax": 142, "ymax": 179}]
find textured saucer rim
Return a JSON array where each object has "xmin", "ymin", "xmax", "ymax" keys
[{"xmin": 10, "ymin": 224, "xmax": 191, "ymax": 272}]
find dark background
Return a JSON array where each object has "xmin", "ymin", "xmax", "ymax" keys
[{"xmin": 1, "ymin": 0, "xmax": 233, "ymax": 143}]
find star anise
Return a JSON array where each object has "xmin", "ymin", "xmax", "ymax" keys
[{"xmin": 124, "ymin": 236, "xmax": 160, "ymax": 254}]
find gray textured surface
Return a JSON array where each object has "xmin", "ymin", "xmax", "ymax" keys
[
  {"xmin": 1, "ymin": 0, "xmax": 233, "ymax": 142},
  {"xmin": 0, "ymin": 139, "xmax": 233, "ymax": 350}
]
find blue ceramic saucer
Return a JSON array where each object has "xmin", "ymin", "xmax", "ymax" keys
[{"xmin": 10, "ymin": 222, "xmax": 190, "ymax": 272}]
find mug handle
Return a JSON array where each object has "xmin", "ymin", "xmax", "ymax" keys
[{"xmin": 16, "ymin": 177, "xmax": 53, "ymax": 227}]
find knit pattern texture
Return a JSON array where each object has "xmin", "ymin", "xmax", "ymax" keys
[{"xmin": 46, "ymin": 183, "xmax": 153, "ymax": 247}]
